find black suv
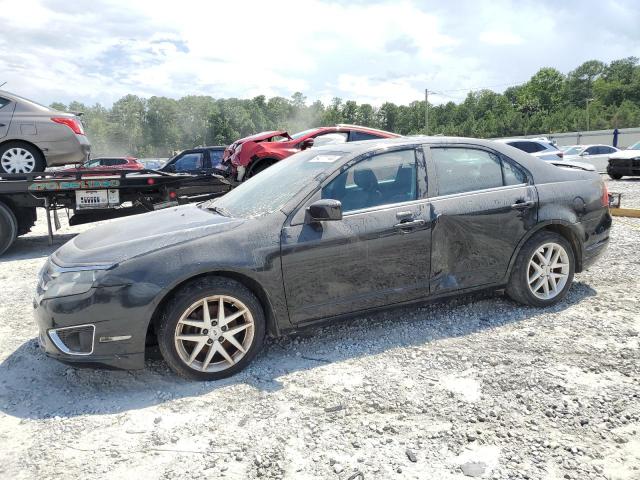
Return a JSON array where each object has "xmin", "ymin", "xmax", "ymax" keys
[{"xmin": 162, "ymin": 146, "xmax": 225, "ymax": 175}]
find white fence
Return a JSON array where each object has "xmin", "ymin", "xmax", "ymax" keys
[{"xmin": 498, "ymin": 127, "xmax": 640, "ymax": 149}]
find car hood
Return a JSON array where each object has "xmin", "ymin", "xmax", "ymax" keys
[
  {"xmin": 52, "ymin": 204, "xmax": 245, "ymax": 267},
  {"xmin": 236, "ymin": 130, "xmax": 291, "ymax": 143},
  {"xmin": 610, "ymin": 149, "xmax": 640, "ymax": 159}
]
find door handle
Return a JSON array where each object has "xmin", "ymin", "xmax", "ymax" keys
[
  {"xmin": 394, "ymin": 219, "xmax": 426, "ymax": 231},
  {"xmin": 511, "ymin": 200, "xmax": 535, "ymax": 210},
  {"xmin": 0, "ymin": 123, "xmax": 5, "ymax": 127}
]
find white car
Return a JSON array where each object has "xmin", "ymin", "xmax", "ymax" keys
[
  {"xmin": 495, "ymin": 138, "xmax": 564, "ymax": 161},
  {"xmin": 561, "ymin": 144, "xmax": 619, "ymax": 173},
  {"xmin": 496, "ymin": 138, "xmax": 595, "ymax": 172}
]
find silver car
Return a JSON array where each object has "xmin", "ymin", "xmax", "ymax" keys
[
  {"xmin": 495, "ymin": 138, "xmax": 563, "ymax": 161},
  {"xmin": 0, "ymin": 90, "xmax": 90, "ymax": 174},
  {"xmin": 561, "ymin": 144, "xmax": 620, "ymax": 173}
]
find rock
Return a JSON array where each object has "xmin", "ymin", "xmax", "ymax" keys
[
  {"xmin": 333, "ymin": 463, "xmax": 344, "ymax": 474},
  {"xmin": 406, "ymin": 449, "xmax": 417, "ymax": 462},
  {"xmin": 461, "ymin": 461, "xmax": 487, "ymax": 477}
]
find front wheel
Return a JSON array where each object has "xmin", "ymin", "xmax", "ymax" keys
[
  {"xmin": 608, "ymin": 172, "xmax": 623, "ymax": 180},
  {"xmin": 157, "ymin": 277, "xmax": 265, "ymax": 380},
  {"xmin": 506, "ymin": 231, "xmax": 575, "ymax": 307}
]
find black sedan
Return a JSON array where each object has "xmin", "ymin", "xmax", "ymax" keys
[{"xmin": 34, "ymin": 137, "xmax": 612, "ymax": 380}]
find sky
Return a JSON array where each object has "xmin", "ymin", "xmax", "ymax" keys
[{"xmin": 0, "ymin": 0, "xmax": 638, "ymax": 107}]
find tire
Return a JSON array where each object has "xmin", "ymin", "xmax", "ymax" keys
[
  {"xmin": 608, "ymin": 172, "xmax": 622, "ymax": 180},
  {"xmin": 0, "ymin": 142, "xmax": 46, "ymax": 174},
  {"xmin": 0, "ymin": 201, "xmax": 18, "ymax": 256},
  {"xmin": 506, "ymin": 231, "xmax": 575, "ymax": 307},
  {"xmin": 157, "ymin": 276, "xmax": 266, "ymax": 380},
  {"xmin": 247, "ymin": 159, "xmax": 276, "ymax": 178}
]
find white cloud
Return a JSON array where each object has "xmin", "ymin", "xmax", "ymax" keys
[
  {"xmin": 479, "ymin": 30, "xmax": 523, "ymax": 46},
  {"xmin": 0, "ymin": 0, "xmax": 638, "ymax": 107}
]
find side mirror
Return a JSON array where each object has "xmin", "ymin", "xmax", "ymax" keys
[
  {"xmin": 306, "ymin": 199, "xmax": 342, "ymax": 222},
  {"xmin": 580, "ymin": 151, "xmax": 590, "ymax": 156},
  {"xmin": 300, "ymin": 138, "xmax": 314, "ymax": 150}
]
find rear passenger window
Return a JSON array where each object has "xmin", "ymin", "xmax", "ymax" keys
[
  {"xmin": 508, "ymin": 141, "xmax": 545, "ymax": 153},
  {"xmin": 432, "ymin": 148, "xmax": 526, "ymax": 195}
]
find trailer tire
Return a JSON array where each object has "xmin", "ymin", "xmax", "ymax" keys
[{"xmin": 0, "ymin": 201, "xmax": 18, "ymax": 256}]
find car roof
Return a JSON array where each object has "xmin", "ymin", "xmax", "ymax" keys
[{"xmin": 311, "ymin": 135, "xmax": 595, "ymax": 183}]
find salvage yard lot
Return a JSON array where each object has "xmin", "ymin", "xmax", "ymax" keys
[{"xmin": 0, "ymin": 178, "xmax": 638, "ymax": 480}]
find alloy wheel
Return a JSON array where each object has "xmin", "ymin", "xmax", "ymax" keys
[
  {"xmin": 1, "ymin": 148, "xmax": 36, "ymax": 173},
  {"xmin": 527, "ymin": 242, "xmax": 570, "ymax": 300},
  {"xmin": 174, "ymin": 295, "xmax": 255, "ymax": 372}
]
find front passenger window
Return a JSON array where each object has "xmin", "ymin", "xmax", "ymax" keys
[{"xmin": 322, "ymin": 150, "xmax": 417, "ymax": 212}]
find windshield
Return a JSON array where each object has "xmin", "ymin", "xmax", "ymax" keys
[
  {"xmin": 627, "ymin": 141, "xmax": 640, "ymax": 150},
  {"xmin": 204, "ymin": 149, "xmax": 348, "ymax": 218},
  {"xmin": 563, "ymin": 146, "xmax": 584, "ymax": 155},
  {"xmin": 288, "ymin": 128, "xmax": 319, "ymax": 140}
]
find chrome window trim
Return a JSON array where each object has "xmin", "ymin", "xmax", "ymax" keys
[{"xmin": 48, "ymin": 324, "xmax": 95, "ymax": 356}]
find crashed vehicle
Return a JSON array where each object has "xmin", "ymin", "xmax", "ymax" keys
[
  {"xmin": 607, "ymin": 141, "xmax": 640, "ymax": 179},
  {"xmin": 220, "ymin": 124, "xmax": 399, "ymax": 181},
  {"xmin": 34, "ymin": 136, "xmax": 611, "ymax": 380}
]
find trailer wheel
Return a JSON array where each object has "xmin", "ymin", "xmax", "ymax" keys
[{"xmin": 0, "ymin": 201, "xmax": 18, "ymax": 256}]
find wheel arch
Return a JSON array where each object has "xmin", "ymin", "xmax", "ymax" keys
[
  {"xmin": 505, "ymin": 221, "xmax": 584, "ymax": 281},
  {"xmin": 146, "ymin": 270, "xmax": 280, "ymax": 347}
]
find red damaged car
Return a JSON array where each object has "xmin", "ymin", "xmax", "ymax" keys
[{"xmin": 221, "ymin": 124, "xmax": 400, "ymax": 181}]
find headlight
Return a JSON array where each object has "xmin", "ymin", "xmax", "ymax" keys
[{"xmin": 38, "ymin": 261, "xmax": 113, "ymax": 300}]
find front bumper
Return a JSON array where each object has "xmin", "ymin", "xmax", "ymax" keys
[
  {"xmin": 33, "ymin": 286, "xmax": 148, "ymax": 370},
  {"xmin": 608, "ymin": 159, "xmax": 640, "ymax": 177}
]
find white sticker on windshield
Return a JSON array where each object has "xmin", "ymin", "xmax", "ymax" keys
[{"xmin": 309, "ymin": 155, "xmax": 341, "ymax": 163}]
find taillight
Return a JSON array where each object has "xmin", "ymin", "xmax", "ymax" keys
[
  {"xmin": 51, "ymin": 117, "xmax": 85, "ymax": 135},
  {"xmin": 601, "ymin": 181, "xmax": 609, "ymax": 208}
]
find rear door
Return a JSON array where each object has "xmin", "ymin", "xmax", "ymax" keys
[
  {"xmin": 0, "ymin": 97, "xmax": 15, "ymax": 138},
  {"xmin": 280, "ymin": 147, "xmax": 432, "ymax": 325},
  {"xmin": 426, "ymin": 145, "xmax": 537, "ymax": 293}
]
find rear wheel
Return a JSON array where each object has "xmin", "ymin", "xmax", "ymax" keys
[
  {"xmin": 0, "ymin": 142, "xmax": 45, "ymax": 174},
  {"xmin": 0, "ymin": 201, "xmax": 18, "ymax": 256},
  {"xmin": 506, "ymin": 231, "xmax": 575, "ymax": 307},
  {"xmin": 157, "ymin": 277, "xmax": 266, "ymax": 380},
  {"xmin": 608, "ymin": 172, "xmax": 622, "ymax": 180}
]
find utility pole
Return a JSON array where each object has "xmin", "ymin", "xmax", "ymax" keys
[
  {"xmin": 586, "ymin": 98, "xmax": 594, "ymax": 131},
  {"xmin": 425, "ymin": 88, "xmax": 429, "ymax": 135}
]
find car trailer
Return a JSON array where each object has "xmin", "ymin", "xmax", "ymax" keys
[{"xmin": 0, "ymin": 169, "xmax": 232, "ymax": 255}]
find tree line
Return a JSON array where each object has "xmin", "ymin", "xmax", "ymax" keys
[{"xmin": 50, "ymin": 57, "xmax": 640, "ymax": 158}]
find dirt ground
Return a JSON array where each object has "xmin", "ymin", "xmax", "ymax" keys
[{"xmin": 0, "ymin": 178, "xmax": 638, "ymax": 480}]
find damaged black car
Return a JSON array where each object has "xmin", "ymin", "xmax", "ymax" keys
[{"xmin": 34, "ymin": 137, "xmax": 612, "ymax": 380}]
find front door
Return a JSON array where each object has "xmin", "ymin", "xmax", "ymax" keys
[
  {"xmin": 280, "ymin": 148, "xmax": 432, "ymax": 325},
  {"xmin": 427, "ymin": 145, "xmax": 537, "ymax": 293},
  {"xmin": 0, "ymin": 98, "xmax": 15, "ymax": 138}
]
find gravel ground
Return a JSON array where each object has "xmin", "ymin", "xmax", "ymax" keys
[{"xmin": 0, "ymin": 177, "xmax": 638, "ymax": 480}]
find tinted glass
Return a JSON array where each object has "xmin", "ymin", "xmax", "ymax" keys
[
  {"xmin": 502, "ymin": 159, "xmax": 527, "ymax": 185},
  {"xmin": 322, "ymin": 149, "xmax": 417, "ymax": 212},
  {"xmin": 210, "ymin": 149, "xmax": 348, "ymax": 218},
  {"xmin": 432, "ymin": 148, "xmax": 503, "ymax": 195},
  {"xmin": 585, "ymin": 146, "xmax": 598, "ymax": 154},
  {"xmin": 209, "ymin": 149, "xmax": 223, "ymax": 167},
  {"xmin": 0, "ymin": 97, "xmax": 10, "ymax": 110},
  {"xmin": 508, "ymin": 141, "xmax": 545, "ymax": 153},
  {"xmin": 602, "ymin": 146, "xmax": 616, "ymax": 154},
  {"xmin": 349, "ymin": 131, "xmax": 384, "ymax": 141},
  {"xmin": 173, "ymin": 153, "xmax": 203, "ymax": 171}
]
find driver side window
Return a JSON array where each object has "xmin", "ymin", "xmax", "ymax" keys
[{"xmin": 321, "ymin": 149, "xmax": 417, "ymax": 213}]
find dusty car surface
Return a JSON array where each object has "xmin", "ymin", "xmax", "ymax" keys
[
  {"xmin": 607, "ymin": 141, "xmax": 640, "ymax": 179},
  {"xmin": 221, "ymin": 124, "xmax": 399, "ymax": 181},
  {"xmin": 34, "ymin": 136, "xmax": 611, "ymax": 380},
  {"xmin": 0, "ymin": 90, "xmax": 90, "ymax": 173}
]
